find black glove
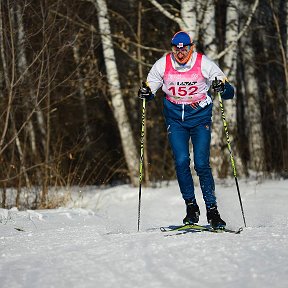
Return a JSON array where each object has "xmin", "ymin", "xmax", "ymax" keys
[
  {"xmin": 212, "ymin": 77, "xmax": 225, "ymax": 93},
  {"xmin": 138, "ymin": 82, "xmax": 152, "ymax": 100}
]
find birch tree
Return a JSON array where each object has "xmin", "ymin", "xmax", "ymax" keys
[
  {"xmin": 219, "ymin": 0, "xmax": 244, "ymax": 176},
  {"xmin": 202, "ymin": 1, "xmax": 224, "ymax": 177},
  {"xmin": 241, "ymin": 30, "xmax": 265, "ymax": 172},
  {"xmin": 91, "ymin": 0, "xmax": 139, "ymax": 186},
  {"xmin": 211, "ymin": 0, "xmax": 260, "ymax": 177},
  {"xmin": 236, "ymin": 0, "xmax": 265, "ymax": 172},
  {"xmin": 181, "ymin": 0, "xmax": 196, "ymax": 36},
  {"xmin": 198, "ymin": 0, "xmax": 217, "ymax": 59}
]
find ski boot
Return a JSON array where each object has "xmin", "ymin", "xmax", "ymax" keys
[
  {"xmin": 183, "ymin": 199, "xmax": 200, "ymax": 225},
  {"xmin": 206, "ymin": 204, "xmax": 226, "ymax": 229}
]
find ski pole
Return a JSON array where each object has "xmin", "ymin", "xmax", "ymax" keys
[
  {"xmin": 137, "ymin": 83, "xmax": 147, "ymax": 232},
  {"xmin": 217, "ymin": 91, "xmax": 247, "ymax": 227}
]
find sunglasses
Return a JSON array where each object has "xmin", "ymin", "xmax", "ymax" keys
[{"xmin": 171, "ymin": 45, "xmax": 191, "ymax": 53}]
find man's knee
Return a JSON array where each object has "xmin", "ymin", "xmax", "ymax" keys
[
  {"xmin": 175, "ymin": 155, "xmax": 190, "ymax": 169},
  {"xmin": 194, "ymin": 162, "xmax": 210, "ymax": 176}
]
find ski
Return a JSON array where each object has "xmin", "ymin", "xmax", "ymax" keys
[{"xmin": 160, "ymin": 224, "xmax": 242, "ymax": 234}]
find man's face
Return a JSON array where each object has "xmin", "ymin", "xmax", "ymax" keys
[{"xmin": 171, "ymin": 44, "xmax": 193, "ymax": 64}]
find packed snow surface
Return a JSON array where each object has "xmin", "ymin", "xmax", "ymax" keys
[{"xmin": 1, "ymin": 179, "xmax": 288, "ymax": 288}]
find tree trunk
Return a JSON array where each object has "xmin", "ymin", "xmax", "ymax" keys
[
  {"xmin": 181, "ymin": 0, "xmax": 196, "ymax": 36},
  {"xmin": 92, "ymin": 0, "xmax": 139, "ymax": 185},
  {"xmin": 240, "ymin": 18, "xmax": 265, "ymax": 173},
  {"xmin": 15, "ymin": 3, "xmax": 38, "ymax": 156},
  {"xmin": 0, "ymin": 0, "xmax": 12, "ymax": 156},
  {"xmin": 218, "ymin": 0, "xmax": 243, "ymax": 177},
  {"xmin": 200, "ymin": 0, "xmax": 217, "ymax": 59},
  {"xmin": 72, "ymin": 34, "xmax": 91, "ymax": 146}
]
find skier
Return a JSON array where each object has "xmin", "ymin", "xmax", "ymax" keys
[{"xmin": 138, "ymin": 31, "xmax": 235, "ymax": 229}]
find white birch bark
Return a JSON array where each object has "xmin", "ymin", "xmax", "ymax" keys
[
  {"xmin": 223, "ymin": 0, "xmax": 238, "ymax": 82},
  {"xmin": 201, "ymin": 0, "xmax": 222, "ymax": 177},
  {"xmin": 221, "ymin": 0, "xmax": 244, "ymax": 176},
  {"xmin": 200, "ymin": 0, "xmax": 217, "ymax": 59},
  {"xmin": 211, "ymin": 0, "xmax": 259, "ymax": 177},
  {"xmin": 214, "ymin": 0, "xmax": 259, "ymax": 61},
  {"xmin": 92, "ymin": 0, "xmax": 139, "ymax": 185},
  {"xmin": 222, "ymin": 0, "xmax": 238, "ymax": 119},
  {"xmin": 241, "ymin": 32, "xmax": 265, "ymax": 172},
  {"xmin": 181, "ymin": 0, "xmax": 197, "ymax": 37}
]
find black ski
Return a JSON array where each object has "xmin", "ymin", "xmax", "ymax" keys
[{"xmin": 160, "ymin": 224, "xmax": 242, "ymax": 234}]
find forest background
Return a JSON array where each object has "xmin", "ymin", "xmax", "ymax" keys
[{"xmin": 0, "ymin": 0, "xmax": 287, "ymax": 209}]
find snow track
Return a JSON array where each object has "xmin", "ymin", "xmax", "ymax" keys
[{"xmin": 1, "ymin": 179, "xmax": 288, "ymax": 288}]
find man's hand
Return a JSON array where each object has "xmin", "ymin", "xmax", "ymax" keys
[
  {"xmin": 138, "ymin": 82, "xmax": 152, "ymax": 100},
  {"xmin": 212, "ymin": 77, "xmax": 225, "ymax": 93}
]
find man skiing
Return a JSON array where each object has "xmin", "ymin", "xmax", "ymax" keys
[{"xmin": 138, "ymin": 31, "xmax": 235, "ymax": 229}]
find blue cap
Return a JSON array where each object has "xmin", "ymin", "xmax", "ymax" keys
[{"xmin": 171, "ymin": 31, "xmax": 192, "ymax": 48}]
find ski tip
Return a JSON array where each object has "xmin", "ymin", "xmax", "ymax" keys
[
  {"xmin": 224, "ymin": 227, "xmax": 243, "ymax": 234},
  {"xmin": 237, "ymin": 227, "xmax": 244, "ymax": 233},
  {"xmin": 14, "ymin": 227, "xmax": 25, "ymax": 232}
]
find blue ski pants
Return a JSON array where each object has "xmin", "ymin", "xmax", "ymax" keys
[{"xmin": 166, "ymin": 119, "xmax": 217, "ymax": 208}]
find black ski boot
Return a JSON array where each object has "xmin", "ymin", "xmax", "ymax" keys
[
  {"xmin": 183, "ymin": 199, "xmax": 200, "ymax": 225},
  {"xmin": 206, "ymin": 205, "xmax": 226, "ymax": 229}
]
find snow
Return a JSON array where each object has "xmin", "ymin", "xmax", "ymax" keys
[{"xmin": 1, "ymin": 179, "xmax": 288, "ymax": 288}]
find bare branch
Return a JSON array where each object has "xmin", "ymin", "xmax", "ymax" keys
[
  {"xmin": 213, "ymin": 0, "xmax": 259, "ymax": 60},
  {"xmin": 50, "ymin": 9, "xmax": 96, "ymax": 32},
  {"xmin": 50, "ymin": 7, "xmax": 167, "ymax": 54},
  {"xmin": 147, "ymin": 0, "xmax": 187, "ymax": 29}
]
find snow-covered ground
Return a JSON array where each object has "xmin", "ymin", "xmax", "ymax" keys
[{"xmin": 1, "ymin": 178, "xmax": 288, "ymax": 288}]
